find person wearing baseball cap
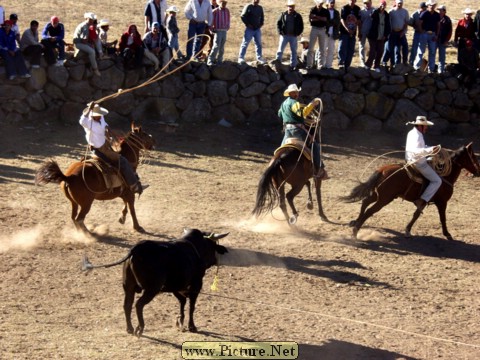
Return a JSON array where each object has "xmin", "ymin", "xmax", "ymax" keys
[
  {"xmin": 413, "ymin": 0, "xmax": 440, "ymax": 73},
  {"xmin": 0, "ymin": 19, "xmax": 31, "ymax": 80},
  {"xmin": 436, "ymin": 5, "xmax": 452, "ymax": 73},
  {"xmin": 405, "ymin": 116, "xmax": 441, "ymax": 211},
  {"xmin": 41, "ymin": 16, "xmax": 65, "ymax": 66},
  {"xmin": 408, "ymin": 2, "xmax": 427, "ymax": 66}
]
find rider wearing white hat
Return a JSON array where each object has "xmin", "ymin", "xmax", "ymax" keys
[
  {"xmin": 278, "ymin": 84, "xmax": 328, "ymax": 180},
  {"xmin": 405, "ymin": 115, "xmax": 441, "ymax": 210}
]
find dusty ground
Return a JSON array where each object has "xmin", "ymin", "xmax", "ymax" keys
[{"xmin": 1, "ymin": 117, "xmax": 480, "ymax": 360}]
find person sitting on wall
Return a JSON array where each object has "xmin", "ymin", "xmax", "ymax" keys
[
  {"xmin": 41, "ymin": 16, "xmax": 65, "ymax": 66},
  {"xmin": 20, "ymin": 20, "xmax": 44, "ymax": 68},
  {"xmin": 119, "ymin": 24, "xmax": 145, "ymax": 69},
  {"xmin": 0, "ymin": 20, "xmax": 31, "ymax": 80}
]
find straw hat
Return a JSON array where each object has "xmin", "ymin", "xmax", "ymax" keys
[
  {"xmin": 406, "ymin": 116, "xmax": 433, "ymax": 126},
  {"xmin": 283, "ymin": 84, "xmax": 301, "ymax": 96},
  {"xmin": 85, "ymin": 104, "xmax": 109, "ymax": 117},
  {"xmin": 286, "ymin": 0, "xmax": 296, "ymax": 6},
  {"xmin": 99, "ymin": 19, "xmax": 109, "ymax": 27},
  {"xmin": 300, "ymin": 37, "xmax": 309, "ymax": 44},
  {"xmin": 167, "ymin": 6, "xmax": 179, "ymax": 13}
]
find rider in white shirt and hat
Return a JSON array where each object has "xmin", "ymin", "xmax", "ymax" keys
[{"xmin": 405, "ymin": 115, "xmax": 441, "ymax": 210}]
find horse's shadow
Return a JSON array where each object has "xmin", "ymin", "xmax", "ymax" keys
[
  {"xmin": 355, "ymin": 226, "xmax": 480, "ymax": 263},
  {"xmin": 92, "ymin": 231, "xmax": 170, "ymax": 248},
  {"xmin": 220, "ymin": 247, "xmax": 392, "ymax": 288}
]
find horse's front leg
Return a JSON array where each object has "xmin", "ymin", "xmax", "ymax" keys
[
  {"xmin": 435, "ymin": 201, "xmax": 452, "ymax": 240},
  {"xmin": 313, "ymin": 178, "xmax": 328, "ymax": 222},
  {"xmin": 125, "ymin": 196, "xmax": 145, "ymax": 233},
  {"xmin": 119, "ymin": 200, "xmax": 128, "ymax": 225}
]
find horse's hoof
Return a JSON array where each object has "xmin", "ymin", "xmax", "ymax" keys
[
  {"xmin": 288, "ymin": 215, "xmax": 297, "ymax": 225},
  {"xmin": 188, "ymin": 325, "xmax": 198, "ymax": 333},
  {"xmin": 134, "ymin": 326, "xmax": 143, "ymax": 337},
  {"xmin": 348, "ymin": 220, "xmax": 356, "ymax": 227},
  {"xmin": 445, "ymin": 234, "xmax": 453, "ymax": 241},
  {"xmin": 306, "ymin": 201, "xmax": 314, "ymax": 210},
  {"xmin": 134, "ymin": 226, "xmax": 145, "ymax": 233},
  {"xmin": 320, "ymin": 216, "xmax": 329, "ymax": 222},
  {"xmin": 127, "ymin": 326, "xmax": 134, "ymax": 335},
  {"xmin": 118, "ymin": 217, "xmax": 125, "ymax": 225}
]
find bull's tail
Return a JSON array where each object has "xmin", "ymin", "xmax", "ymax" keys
[
  {"xmin": 252, "ymin": 157, "xmax": 282, "ymax": 218},
  {"xmin": 35, "ymin": 159, "xmax": 68, "ymax": 185},
  {"xmin": 82, "ymin": 252, "xmax": 132, "ymax": 273},
  {"xmin": 341, "ymin": 170, "xmax": 383, "ymax": 203}
]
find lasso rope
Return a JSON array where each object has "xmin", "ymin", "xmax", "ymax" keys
[{"xmin": 200, "ymin": 291, "xmax": 480, "ymax": 350}]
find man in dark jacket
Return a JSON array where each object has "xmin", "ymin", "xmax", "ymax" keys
[
  {"xmin": 238, "ymin": 0, "xmax": 265, "ymax": 64},
  {"xmin": 275, "ymin": 0, "xmax": 304, "ymax": 70},
  {"xmin": 365, "ymin": 0, "xmax": 390, "ymax": 71}
]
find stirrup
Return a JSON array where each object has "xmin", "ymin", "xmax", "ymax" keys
[{"xmin": 314, "ymin": 169, "xmax": 329, "ymax": 180}]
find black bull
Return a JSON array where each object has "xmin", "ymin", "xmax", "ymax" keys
[{"xmin": 82, "ymin": 229, "xmax": 228, "ymax": 336}]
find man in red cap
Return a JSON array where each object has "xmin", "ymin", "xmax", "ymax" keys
[
  {"xmin": 0, "ymin": 20, "xmax": 31, "ymax": 80},
  {"xmin": 41, "ymin": 16, "xmax": 65, "ymax": 66}
]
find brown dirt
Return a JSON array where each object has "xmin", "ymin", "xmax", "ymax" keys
[{"xmin": 1, "ymin": 119, "xmax": 480, "ymax": 360}]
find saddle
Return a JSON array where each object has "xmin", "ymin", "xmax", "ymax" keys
[
  {"xmin": 82, "ymin": 157, "xmax": 124, "ymax": 191},
  {"xmin": 274, "ymin": 138, "xmax": 312, "ymax": 161}
]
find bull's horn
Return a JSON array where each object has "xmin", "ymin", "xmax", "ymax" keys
[{"xmin": 209, "ymin": 232, "xmax": 229, "ymax": 241}]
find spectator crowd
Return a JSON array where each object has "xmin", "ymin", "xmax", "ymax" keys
[{"xmin": 0, "ymin": 0, "xmax": 479, "ymax": 84}]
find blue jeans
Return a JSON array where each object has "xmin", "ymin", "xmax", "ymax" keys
[
  {"xmin": 409, "ymin": 31, "xmax": 421, "ymax": 65},
  {"xmin": 186, "ymin": 22, "xmax": 206, "ymax": 59},
  {"xmin": 282, "ymin": 127, "xmax": 321, "ymax": 169},
  {"xmin": 238, "ymin": 27, "xmax": 263, "ymax": 60},
  {"xmin": 0, "ymin": 49, "xmax": 28, "ymax": 77},
  {"xmin": 208, "ymin": 30, "xmax": 227, "ymax": 63},
  {"xmin": 437, "ymin": 42, "xmax": 447, "ymax": 73},
  {"xmin": 276, "ymin": 35, "xmax": 298, "ymax": 68},
  {"xmin": 338, "ymin": 34, "xmax": 356, "ymax": 69},
  {"xmin": 414, "ymin": 32, "xmax": 437, "ymax": 72}
]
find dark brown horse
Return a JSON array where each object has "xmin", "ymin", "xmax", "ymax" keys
[
  {"xmin": 35, "ymin": 122, "xmax": 155, "ymax": 233},
  {"xmin": 252, "ymin": 146, "xmax": 328, "ymax": 225},
  {"xmin": 344, "ymin": 143, "xmax": 480, "ymax": 240}
]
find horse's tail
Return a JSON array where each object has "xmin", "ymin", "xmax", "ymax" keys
[
  {"xmin": 81, "ymin": 252, "xmax": 132, "ymax": 273},
  {"xmin": 35, "ymin": 159, "xmax": 68, "ymax": 185},
  {"xmin": 252, "ymin": 157, "xmax": 282, "ymax": 218},
  {"xmin": 342, "ymin": 170, "xmax": 383, "ymax": 203}
]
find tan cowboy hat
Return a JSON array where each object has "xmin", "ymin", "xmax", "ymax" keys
[
  {"xmin": 406, "ymin": 115, "xmax": 433, "ymax": 126},
  {"xmin": 85, "ymin": 104, "xmax": 109, "ymax": 117},
  {"xmin": 299, "ymin": 37, "xmax": 309, "ymax": 44},
  {"xmin": 283, "ymin": 84, "xmax": 301, "ymax": 96},
  {"xmin": 166, "ymin": 5, "xmax": 179, "ymax": 12},
  {"xmin": 463, "ymin": 8, "xmax": 473, "ymax": 14},
  {"xmin": 286, "ymin": 0, "xmax": 296, "ymax": 6},
  {"xmin": 99, "ymin": 19, "xmax": 109, "ymax": 27}
]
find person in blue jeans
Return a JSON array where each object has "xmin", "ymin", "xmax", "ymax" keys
[
  {"xmin": 275, "ymin": 0, "xmax": 304, "ymax": 71},
  {"xmin": 414, "ymin": 0, "xmax": 440, "ymax": 72},
  {"xmin": 338, "ymin": 0, "xmax": 360, "ymax": 70},
  {"xmin": 184, "ymin": 0, "xmax": 213, "ymax": 59},
  {"xmin": 0, "ymin": 20, "xmax": 30, "ymax": 80},
  {"xmin": 238, "ymin": 0, "xmax": 265, "ymax": 64}
]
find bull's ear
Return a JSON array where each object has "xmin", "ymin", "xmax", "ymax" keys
[
  {"xmin": 215, "ymin": 244, "xmax": 228, "ymax": 254},
  {"xmin": 209, "ymin": 232, "xmax": 229, "ymax": 241}
]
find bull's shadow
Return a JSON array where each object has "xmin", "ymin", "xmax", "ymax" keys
[
  {"xmin": 300, "ymin": 340, "xmax": 418, "ymax": 360},
  {"xmin": 220, "ymin": 248, "xmax": 391, "ymax": 288},
  {"xmin": 352, "ymin": 227, "xmax": 480, "ymax": 263}
]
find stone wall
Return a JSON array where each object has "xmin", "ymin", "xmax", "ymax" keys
[{"xmin": 0, "ymin": 59, "xmax": 479, "ymax": 136}]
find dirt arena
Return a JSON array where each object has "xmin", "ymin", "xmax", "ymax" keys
[{"xmin": 1, "ymin": 118, "xmax": 480, "ymax": 360}]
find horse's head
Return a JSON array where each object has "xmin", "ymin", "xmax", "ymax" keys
[
  {"xmin": 130, "ymin": 121, "xmax": 155, "ymax": 150},
  {"xmin": 456, "ymin": 142, "xmax": 480, "ymax": 177}
]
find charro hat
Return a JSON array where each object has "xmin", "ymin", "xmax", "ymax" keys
[
  {"xmin": 406, "ymin": 116, "xmax": 434, "ymax": 126},
  {"xmin": 85, "ymin": 104, "xmax": 109, "ymax": 117},
  {"xmin": 283, "ymin": 84, "xmax": 301, "ymax": 96}
]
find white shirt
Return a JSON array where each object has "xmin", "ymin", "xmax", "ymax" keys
[
  {"xmin": 184, "ymin": 0, "xmax": 213, "ymax": 25},
  {"xmin": 405, "ymin": 127, "xmax": 435, "ymax": 165},
  {"xmin": 79, "ymin": 115, "xmax": 108, "ymax": 149}
]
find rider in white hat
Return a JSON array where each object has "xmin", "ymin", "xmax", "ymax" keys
[
  {"xmin": 405, "ymin": 115, "xmax": 441, "ymax": 210},
  {"xmin": 278, "ymin": 84, "xmax": 328, "ymax": 179}
]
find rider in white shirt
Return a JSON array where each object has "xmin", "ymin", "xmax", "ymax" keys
[{"xmin": 405, "ymin": 115, "xmax": 441, "ymax": 210}]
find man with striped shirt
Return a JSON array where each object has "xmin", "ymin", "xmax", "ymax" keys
[{"xmin": 207, "ymin": 0, "xmax": 230, "ymax": 65}]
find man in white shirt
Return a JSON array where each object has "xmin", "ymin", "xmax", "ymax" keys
[
  {"xmin": 79, "ymin": 104, "xmax": 147, "ymax": 195},
  {"xmin": 405, "ymin": 116, "xmax": 441, "ymax": 210},
  {"xmin": 184, "ymin": 0, "xmax": 213, "ymax": 59}
]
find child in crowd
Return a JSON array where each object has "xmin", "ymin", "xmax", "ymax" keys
[
  {"xmin": 165, "ymin": 6, "xmax": 184, "ymax": 59},
  {"xmin": 98, "ymin": 19, "xmax": 117, "ymax": 56}
]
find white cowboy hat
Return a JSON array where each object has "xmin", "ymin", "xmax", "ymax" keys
[
  {"xmin": 84, "ymin": 12, "xmax": 96, "ymax": 20},
  {"xmin": 286, "ymin": 0, "xmax": 296, "ymax": 6},
  {"xmin": 99, "ymin": 19, "xmax": 109, "ymax": 27},
  {"xmin": 314, "ymin": 0, "xmax": 324, "ymax": 5},
  {"xmin": 85, "ymin": 104, "xmax": 109, "ymax": 117},
  {"xmin": 166, "ymin": 6, "xmax": 179, "ymax": 12},
  {"xmin": 283, "ymin": 84, "xmax": 301, "ymax": 96},
  {"xmin": 406, "ymin": 116, "xmax": 434, "ymax": 126},
  {"xmin": 425, "ymin": 0, "xmax": 436, "ymax": 6}
]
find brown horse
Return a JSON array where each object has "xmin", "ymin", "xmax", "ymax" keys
[
  {"xmin": 252, "ymin": 146, "xmax": 328, "ymax": 225},
  {"xmin": 344, "ymin": 143, "xmax": 480, "ymax": 240},
  {"xmin": 35, "ymin": 122, "xmax": 155, "ymax": 233}
]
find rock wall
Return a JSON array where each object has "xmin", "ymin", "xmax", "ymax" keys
[{"xmin": 1, "ymin": 59, "xmax": 479, "ymax": 136}]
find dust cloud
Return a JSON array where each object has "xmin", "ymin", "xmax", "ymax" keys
[
  {"xmin": 60, "ymin": 226, "xmax": 96, "ymax": 245},
  {"xmin": 0, "ymin": 225, "xmax": 44, "ymax": 253}
]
